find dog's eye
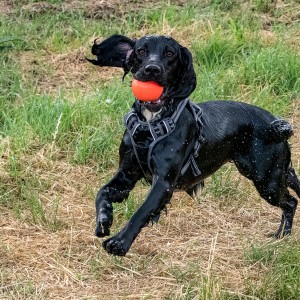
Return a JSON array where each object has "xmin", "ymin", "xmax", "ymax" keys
[
  {"xmin": 166, "ymin": 50, "xmax": 174, "ymax": 57},
  {"xmin": 137, "ymin": 49, "xmax": 146, "ymax": 56}
]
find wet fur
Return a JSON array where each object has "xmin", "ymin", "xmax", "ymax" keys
[{"xmin": 88, "ymin": 34, "xmax": 299, "ymax": 256}]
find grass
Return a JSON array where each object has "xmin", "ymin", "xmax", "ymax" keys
[
  {"xmin": 0, "ymin": 0, "xmax": 300, "ymax": 299},
  {"xmin": 246, "ymin": 240, "xmax": 300, "ymax": 299}
]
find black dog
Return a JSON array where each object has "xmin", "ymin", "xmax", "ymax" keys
[{"xmin": 87, "ymin": 35, "xmax": 300, "ymax": 256}]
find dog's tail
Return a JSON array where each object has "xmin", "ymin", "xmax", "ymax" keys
[{"xmin": 267, "ymin": 118, "xmax": 293, "ymax": 143}]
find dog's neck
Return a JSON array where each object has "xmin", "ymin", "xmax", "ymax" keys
[
  {"xmin": 134, "ymin": 99, "xmax": 175, "ymax": 122},
  {"xmin": 141, "ymin": 107, "xmax": 163, "ymax": 122}
]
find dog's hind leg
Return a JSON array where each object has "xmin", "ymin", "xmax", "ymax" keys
[
  {"xmin": 255, "ymin": 146, "xmax": 298, "ymax": 238},
  {"xmin": 274, "ymin": 166, "xmax": 300, "ymax": 238},
  {"xmin": 234, "ymin": 139, "xmax": 298, "ymax": 238},
  {"xmin": 254, "ymin": 178, "xmax": 297, "ymax": 238},
  {"xmin": 287, "ymin": 166, "xmax": 300, "ymax": 198},
  {"xmin": 274, "ymin": 193, "xmax": 297, "ymax": 238}
]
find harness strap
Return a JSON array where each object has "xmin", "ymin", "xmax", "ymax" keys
[
  {"xmin": 180, "ymin": 101, "xmax": 203, "ymax": 176},
  {"xmin": 123, "ymin": 98, "xmax": 203, "ymax": 178},
  {"xmin": 180, "ymin": 152, "xmax": 201, "ymax": 176}
]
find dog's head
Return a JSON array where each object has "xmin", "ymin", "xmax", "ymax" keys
[{"xmin": 87, "ymin": 34, "xmax": 196, "ymax": 112}]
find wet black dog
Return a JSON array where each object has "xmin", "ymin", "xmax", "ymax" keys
[{"xmin": 88, "ymin": 35, "xmax": 300, "ymax": 256}]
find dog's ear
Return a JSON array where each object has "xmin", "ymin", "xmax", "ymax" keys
[
  {"xmin": 169, "ymin": 46, "xmax": 197, "ymax": 101},
  {"xmin": 87, "ymin": 34, "xmax": 136, "ymax": 76}
]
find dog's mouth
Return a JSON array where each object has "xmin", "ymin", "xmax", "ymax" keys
[
  {"xmin": 139, "ymin": 98, "xmax": 164, "ymax": 112},
  {"xmin": 132, "ymin": 75, "xmax": 168, "ymax": 112}
]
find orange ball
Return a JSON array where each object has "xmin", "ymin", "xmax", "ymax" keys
[{"xmin": 131, "ymin": 79, "xmax": 164, "ymax": 101}]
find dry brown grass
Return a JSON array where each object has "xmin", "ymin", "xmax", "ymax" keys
[
  {"xmin": 290, "ymin": 101, "xmax": 300, "ymax": 169},
  {"xmin": 19, "ymin": 0, "xmax": 169, "ymax": 19},
  {"xmin": 1, "ymin": 1, "xmax": 300, "ymax": 298},
  {"xmin": 1, "ymin": 135, "xmax": 300, "ymax": 298},
  {"xmin": 0, "ymin": 0, "xmax": 13, "ymax": 16},
  {"xmin": 2, "ymin": 43, "xmax": 300, "ymax": 300},
  {"xmin": 18, "ymin": 48, "xmax": 122, "ymax": 97}
]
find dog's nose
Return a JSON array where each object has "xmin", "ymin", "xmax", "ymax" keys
[{"xmin": 144, "ymin": 64, "xmax": 161, "ymax": 76}]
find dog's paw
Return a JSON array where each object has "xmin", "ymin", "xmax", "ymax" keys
[
  {"xmin": 95, "ymin": 203, "xmax": 113, "ymax": 238},
  {"xmin": 103, "ymin": 236, "xmax": 130, "ymax": 256},
  {"xmin": 95, "ymin": 218, "xmax": 111, "ymax": 237},
  {"xmin": 274, "ymin": 228, "xmax": 291, "ymax": 239}
]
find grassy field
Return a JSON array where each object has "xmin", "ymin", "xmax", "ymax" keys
[{"xmin": 0, "ymin": 0, "xmax": 300, "ymax": 299}]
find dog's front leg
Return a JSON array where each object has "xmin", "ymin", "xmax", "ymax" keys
[
  {"xmin": 95, "ymin": 169, "xmax": 140, "ymax": 237},
  {"xmin": 103, "ymin": 176, "xmax": 174, "ymax": 256},
  {"xmin": 101, "ymin": 109, "xmax": 196, "ymax": 255}
]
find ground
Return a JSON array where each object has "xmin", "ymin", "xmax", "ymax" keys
[{"xmin": 1, "ymin": 1, "xmax": 300, "ymax": 299}]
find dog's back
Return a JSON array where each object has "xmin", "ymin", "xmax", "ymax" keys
[{"xmin": 198, "ymin": 100, "xmax": 292, "ymax": 145}]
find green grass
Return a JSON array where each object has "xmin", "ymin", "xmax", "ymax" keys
[
  {"xmin": 246, "ymin": 240, "xmax": 300, "ymax": 300},
  {"xmin": 0, "ymin": 81, "xmax": 133, "ymax": 165},
  {"xmin": 192, "ymin": 21, "xmax": 300, "ymax": 114},
  {"xmin": 0, "ymin": 0, "xmax": 300, "ymax": 299},
  {"xmin": 165, "ymin": 264, "xmax": 224, "ymax": 300},
  {"xmin": 204, "ymin": 165, "xmax": 242, "ymax": 200}
]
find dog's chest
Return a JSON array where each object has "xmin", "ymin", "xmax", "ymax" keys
[
  {"xmin": 132, "ymin": 128, "xmax": 153, "ymax": 150},
  {"xmin": 123, "ymin": 98, "xmax": 204, "ymax": 180},
  {"xmin": 141, "ymin": 107, "xmax": 162, "ymax": 122},
  {"xmin": 123, "ymin": 107, "xmax": 176, "ymax": 176}
]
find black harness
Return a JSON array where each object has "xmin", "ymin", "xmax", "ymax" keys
[{"xmin": 123, "ymin": 98, "xmax": 204, "ymax": 179}]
